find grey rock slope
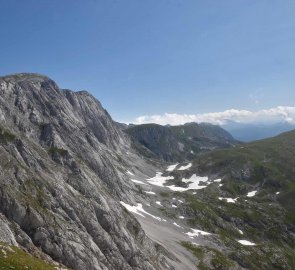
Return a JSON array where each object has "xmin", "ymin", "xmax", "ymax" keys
[
  {"xmin": 0, "ymin": 73, "xmax": 175, "ymax": 270},
  {"xmin": 124, "ymin": 122, "xmax": 238, "ymax": 162}
]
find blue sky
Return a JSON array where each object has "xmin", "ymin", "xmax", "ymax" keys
[{"xmin": 1, "ymin": 0, "xmax": 295, "ymax": 123}]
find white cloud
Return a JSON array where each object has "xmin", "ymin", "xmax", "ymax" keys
[{"xmin": 133, "ymin": 106, "xmax": 295, "ymax": 126}]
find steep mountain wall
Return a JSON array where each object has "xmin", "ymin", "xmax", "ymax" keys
[{"xmin": 0, "ymin": 73, "xmax": 174, "ymax": 270}]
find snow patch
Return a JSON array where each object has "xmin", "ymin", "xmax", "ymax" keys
[
  {"xmin": 166, "ymin": 163, "xmax": 179, "ymax": 172},
  {"xmin": 185, "ymin": 228, "xmax": 211, "ymax": 238},
  {"xmin": 120, "ymin": 202, "xmax": 144, "ymax": 217},
  {"xmin": 276, "ymin": 192, "xmax": 280, "ymax": 195},
  {"xmin": 144, "ymin": 191, "xmax": 156, "ymax": 195},
  {"xmin": 120, "ymin": 202, "xmax": 165, "ymax": 221},
  {"xmin": 247, "ymin": 191, "xmax": 257, "ymax": 197},
  {"xmin": 147, "ymin": 172, "xmax": 219, "ymax": 192},
  {"xmin": 147, "ymin": 172, "xmax": 174, "ymax": 187},
  {"xmin": 218, "ymin": 197, "xmax": 238, "ymax": 203},
  {"xmin": 238, "ymin": 229, "xmax": 244, "ymax": 235},
  {"xmin": 182, "ymin": 174, "xmax": 210, "ymax": 189},
  {"xmin": 173, "ymin": 222, "xmax": 183, "ymax": 228},
  {"xmin": 179, "ymin": 216, "xmax": 185, "ymax": 219},
  {"xmin": 213, "ymin": 179, "xmax": 221, "ymax": 183},
  {"xmin": 177, "ymin": 163, "xmax": 192, "ymax": 170},
  {"xmin": 167, "ymin": 186, "xmax": 189, "ymax": 192},
  {"xmin": 156, "ymin": 201, "xmax": 162, "ymax": 206},
  {"xmin": 172, "ymin": 204, "xmax": 177, "ymax": 208},
  {"xmin": 237, "ymin": 240, "xmax": 256, "ymax": 246}
]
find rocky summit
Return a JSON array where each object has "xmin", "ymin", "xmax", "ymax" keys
[{"xmin": 0, "ymin": 73, "xmax": 294, "ymax": 270}]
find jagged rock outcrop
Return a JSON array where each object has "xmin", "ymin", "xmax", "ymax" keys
[{"xmin": 0, "ymin": 73, "xmax": 174, "ymax": 270}]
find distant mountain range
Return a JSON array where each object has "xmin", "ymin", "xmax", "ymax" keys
[
  {"xmin": 124, "ymin": 122, "xmax": 238, "ymax": 162},
  {"xmin": 222, "ymin": 121, "xmax": 295, "ymax": 142},
  {"xmin": 122, "ymin": 119, "xmax": 295, "ymax": 145}
]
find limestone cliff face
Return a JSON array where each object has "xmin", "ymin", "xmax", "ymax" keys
[{"xmin": 0, "ymin": 73, "xmax": 173, "ymax": 270}]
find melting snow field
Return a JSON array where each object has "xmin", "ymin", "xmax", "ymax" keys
[
  {"xmin": 147, "ymin": 172, "xmax": 174, "ymax": 187},
  {"xmin": 218, "ymin": 197, "xmax": 238, "ymax": 203},
  {"xmin": 166, "ymin": 174, "xmax": 213, "ymax": 192},
  {"xmin": 120, "ymin": 202, "xmax": 166, "ymax": 221},
  {"xmin": 247, "ymin": 191, "xmax": 257, "ymax": 197},
  {"xmin": 237, "ymin": 240, "xmax": 256, "ymax": 246},
  {"xmin": 166, "ymin": 163, "xmax": 179, "ymax": 172},
  {"xmin": 181, "ymin": 174, "xmax": 210, "ymax": 190},
  {"xmin": 177, "ymin": 163, "xmax": 192, "ymax": 170},
  {"xmin": 185, "ymin": 228, "xmax": 211, "ymax": 238},
  {"xmin": 147, "ymin": 172, "xmax": 219, "ymax": 192}
]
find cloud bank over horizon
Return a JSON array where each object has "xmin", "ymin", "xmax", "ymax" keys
[{"xmin": 133, "ymin": 106, "xmax": 295, "ymax": 126}]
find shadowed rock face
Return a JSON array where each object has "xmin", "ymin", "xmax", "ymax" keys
[
  {"xmin": 0, "ymin": 73, "xmax": 174, "ymax": 270},
  {"xmin": 124, "ymin": 122, "xmax": 238, "ymax": 162},
  {"xmin": 125, "ymin": 124, "xmax": 180, "ymax": 162}
]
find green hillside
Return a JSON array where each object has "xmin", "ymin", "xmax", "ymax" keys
[
  {"xmin": 163, "ymin": 130, "xmax": 295, "ymax": 269},
  {"xmin": 0, "ymin": 242, "xmax": 62, "ymax": 270}
]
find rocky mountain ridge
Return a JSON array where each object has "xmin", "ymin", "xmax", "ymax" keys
[
  {"xmin": 124, "ymin": 122, "xmax": 238, "ymax": 162},
  {"xmin": 0, "ymin": 73, "xmax": 176, "ymax": 270}
]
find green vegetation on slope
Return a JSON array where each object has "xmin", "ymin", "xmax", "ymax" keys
[
  {"xmin": 193, "ymin": 130, "xmax": 295, "ymax": 216},
  {"xmin": 0, "ymin": 242, "xmax": 60, "ymax": 270},
  {"xmin": 181, "ymin": 241, "xmax": 235, "ymax": 270},
  {"xmin": 0, "ymin": 126, "xmax": 16, "ymax": 144},
  {"xmin": 172, "ymin": 130, "xmax": 295, "ymax": 269}
]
